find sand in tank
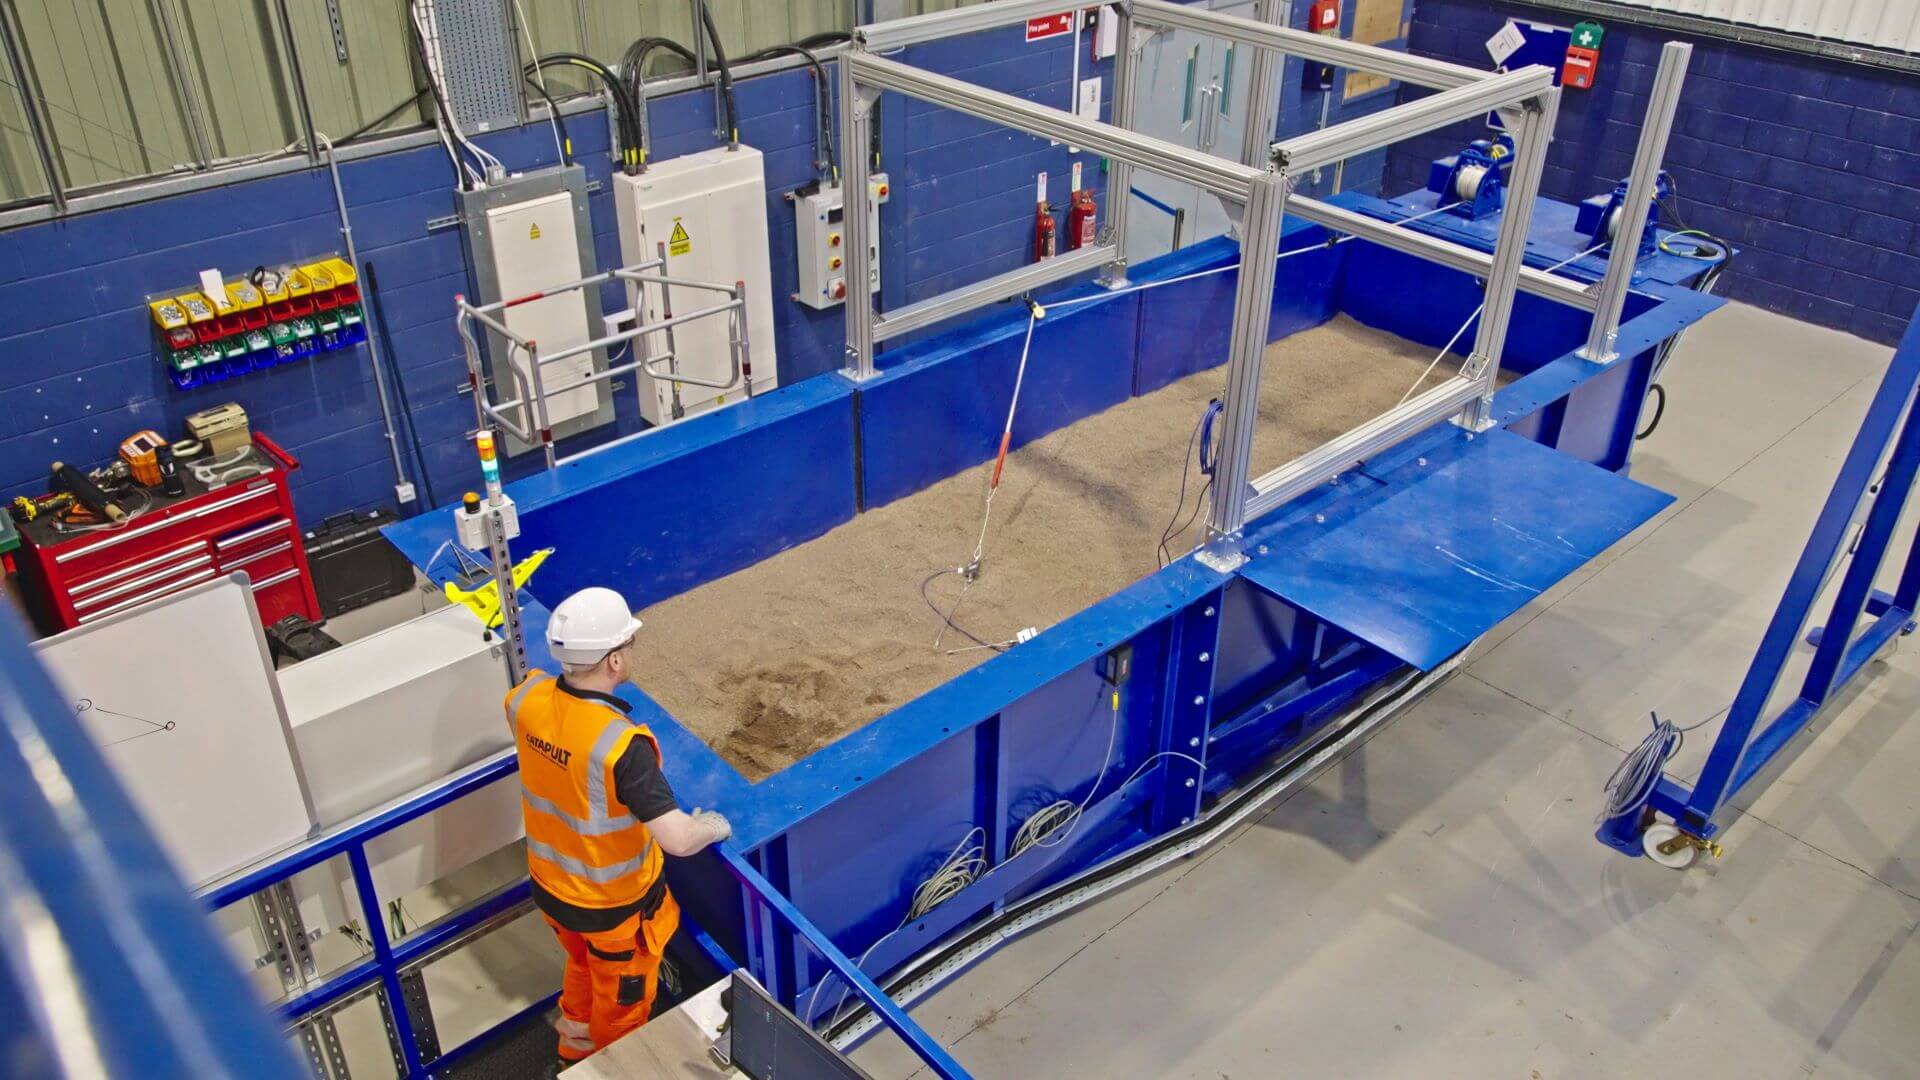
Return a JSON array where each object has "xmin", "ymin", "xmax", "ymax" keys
[{"xmin": 630, "ymin": 315, "xmax": 1497, "ymax": 779}]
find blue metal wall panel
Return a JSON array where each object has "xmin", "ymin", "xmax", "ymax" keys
[
  {"xmin": 1130, "ymin": 225, "xmax": 1343, "ymax": 397},
  {"xmin": 384, "ymin": 374, "xmax": 857, "ymax": 614},
  {"xmin": 1335, "ymin": 239, "xmax": 1612, "ymax": 376}
]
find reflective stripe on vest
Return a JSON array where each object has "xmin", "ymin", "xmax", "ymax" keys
[
  {"xmin": 525, "ymin": 835, "xmax": 658, "ymax": 883},
  {"xmin": 522, "ymin": 790, "xmax": 639, "ymax": 836},
  {"xmin": 506, "ymin": 672, "xmax": 554, "ymax": 726}
]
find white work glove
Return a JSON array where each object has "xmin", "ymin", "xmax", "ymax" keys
[{"xmin": 692, "ymin": 808, "xmax": 732, "ymax": 845}]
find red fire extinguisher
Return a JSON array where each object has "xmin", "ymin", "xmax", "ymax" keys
[
  {"xmin": 1033, "ymin": 200, "xmax": 1057, "ymax": 261},
  {"xmin": 1068, "ymin": 188, "xmax": 1098, "ymax": 250}
]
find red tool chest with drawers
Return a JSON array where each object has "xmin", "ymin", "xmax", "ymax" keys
[{"xmin": 13, "ymin": 438, "xmax": 320, "ymax": 635}]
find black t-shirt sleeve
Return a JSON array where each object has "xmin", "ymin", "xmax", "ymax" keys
[{"xmin": 612, "ymin": 738, "xmax": 680, "ymax": 822}]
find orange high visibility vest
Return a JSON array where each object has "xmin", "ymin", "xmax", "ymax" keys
[{"xmin": 506, "ymin": 670, "xmax": 665, "ymax": 911}]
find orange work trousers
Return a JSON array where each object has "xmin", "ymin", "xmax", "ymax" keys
[{"xmin": 546, "ymin": 890, "xmax": 681, "ymax": 1061}]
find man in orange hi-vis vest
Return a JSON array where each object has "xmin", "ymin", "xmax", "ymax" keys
[{"xmin": 505, "ymin": 587, "xmax": 731, "ymax": 1065}]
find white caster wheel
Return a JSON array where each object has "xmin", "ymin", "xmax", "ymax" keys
[{"xmin": 1642, "ymin": 823, "xmax": 1698, "ymax": 869}]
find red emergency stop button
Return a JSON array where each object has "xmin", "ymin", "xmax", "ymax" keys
[
  {"xmin": 877, "ymin": 183, "xmax": 889, "ymax": 197},
  {"xmin": 829, "ymin": 256, "xmax": 842, "ymax": 269},
  {"xmin": 832, "ymin": 280, "xmax": 847, "ymax": 299},
  {"xmin": 829, "ymin": 232, "xmax": 842, "ymax": 247}
]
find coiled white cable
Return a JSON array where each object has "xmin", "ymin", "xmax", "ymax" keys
[
  {"xmin": 1010, "ymin": 689, "xmax": 1122, "ymax": 856},
  {"xmin": 1597, "ymin": 709, "xmax": 1722, "ymax": 824},
  {"xmin": 1598, "ymin": 711, "xmax": 1682, "ymax": 824}
]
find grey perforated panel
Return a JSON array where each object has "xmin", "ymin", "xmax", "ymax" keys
[{"xmin": 429, "ymin": 0, "xmax": 523, "ymax": 132}]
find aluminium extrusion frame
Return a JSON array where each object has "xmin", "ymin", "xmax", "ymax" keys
[
  {"xmin": 1581, "ymin": 41, "xmax": 1691, "ymax": 363},
  {"xmin": 456, "ymin": 257, "xmax": 753, "ymax": 471},
  {"xmin": 837, "ymin": 1, "xmax": 1562, "ymax": 557}
]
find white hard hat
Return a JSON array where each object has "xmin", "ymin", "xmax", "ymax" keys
[{"xmin": 546, "ymin": 587, "xmax": 643, "ymax": 665}]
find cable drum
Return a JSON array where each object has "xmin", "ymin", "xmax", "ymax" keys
[{"xmin": 1453, "ymin": 163, "xmax": 1489, "ymax": 203}]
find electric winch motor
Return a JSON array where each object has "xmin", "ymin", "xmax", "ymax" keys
[
  {"xmin": 1575, "ymin": 170, "xmax": 1673, "ymax": 256},
  {"xmin": 1425, "ymin": 134, "xmax": 1515, "ymax": 221}
]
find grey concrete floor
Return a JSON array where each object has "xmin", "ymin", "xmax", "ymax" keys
[{"xmin": 848, "ymin": 301, "xmax": 1920, "ymax": 1080}]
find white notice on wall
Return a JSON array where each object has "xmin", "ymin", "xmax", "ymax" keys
[
  {"xmin": 1486, "ymin": 21, "xmax": 1527, "ymax": 66},
  {"xmin": 1078, "ymin": 77, "xmax": 1102, "ymax": 121},
  {"xmin": 1037, "ymin": 171, "xmax": 1048, "ymax": 205}
]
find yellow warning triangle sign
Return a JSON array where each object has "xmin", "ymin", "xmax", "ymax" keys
[
  {"xmin": 668, "ymin": 220, "xmax": 692, "ymax": 256},
  {"xmin": 528, "ymin": 222, "xmax": 542, "ymax": 240}
]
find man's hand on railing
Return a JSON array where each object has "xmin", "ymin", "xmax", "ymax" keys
[{"xmin": 693, "ymin": 808, "xmax": 732, "ymax": 846}]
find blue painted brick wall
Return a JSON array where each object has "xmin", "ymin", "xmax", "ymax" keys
[
  {"xmin": 0, "ymin": 32, "xmax": 1123, "ymax": 531},
  {"xmin": 1384, "ymin": 0, "xmax": 1920, "ymax": 346},
  {"xmin": 0, "ymin": 12, "xmax": 1417, "ymax": 539},
  {"xmin": 883, "ymin": 26, "xmax": 1115, "ymax": 319},
  {"xmin": 1278, "ymin": 0, "xmax": 1417, "ymax": 199}
]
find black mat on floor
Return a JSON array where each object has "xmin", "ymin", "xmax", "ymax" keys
[{"xmin": 439, "ymin": 1005, "xmax": 563, "ymax": 1080}]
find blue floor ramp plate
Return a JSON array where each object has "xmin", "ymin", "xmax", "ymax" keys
[{"xmin": 1239, "ymin": 428, "xmax": 1674, "ymax": 670}]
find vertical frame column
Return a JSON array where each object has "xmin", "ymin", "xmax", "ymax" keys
[
  {"xmin": 839, "ymin": 59, "xmax": 880, "ymax": 379},
  {"xmin": 1201, "ymin": 170, "xmax": 1291, "ymax": 554},
  {"xmin": 1100, "ymin": 8, "xmax": 1141, "ymax": 287},
  {"xmin": 1237, "ymin": 0, "xmax": 1286, "ymax": 171},
  {"xmin": 1581, "ymin": 42, "xmax": 1691, "ymax": 363},
  {"xmin": 1459, "ymin": 87, "xmax": 1558, "ymax": 430}
]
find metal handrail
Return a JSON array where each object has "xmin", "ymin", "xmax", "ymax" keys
[
  {"xmin": 716, "ymin": 848, "xmax": 972, "ymax": 1079},
  {"xmin": 456, "ymin": 255, "xmax": 752, "ymax": 469},
  {"xmin": 200, "ymin": 751, "xmax": 524, "ymax": 1076},
  {"xmin": 0, "ymin": 606, "xmax": 307, "ymax": 1075},
  {"xmin": 194, "ymin": 744, "xmax": 971, "ymax": 1078}
]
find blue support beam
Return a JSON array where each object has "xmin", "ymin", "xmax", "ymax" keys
[{"xmin": 1600, "ymin": 303, "xmax": 1920, "ymax": 855}]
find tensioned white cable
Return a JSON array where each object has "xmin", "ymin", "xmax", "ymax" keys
[
  {"xmin": 931, "ymin": 301, "xmax": 1041, "ymax": 650},
  {"xmin": 1394, "ymin": 240, "xmax": 1611, "ymax": 406},
  {"xmin": 1045, "ymin": 199, "xmax": 1469, "ymax": 313}
]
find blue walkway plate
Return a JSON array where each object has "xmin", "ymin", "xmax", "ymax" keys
[{"xmin": 1239, "ymin": 428, "xmax": 1673, "ymax": 670}]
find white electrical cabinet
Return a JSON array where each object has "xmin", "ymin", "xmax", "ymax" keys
[
  {"xmin": 613, "ymin": 145, "xmax": 778, "ymax": 425},
  {"xmin": 488, "ymin": 193, "xmax": 600, "ymax": 426},
  {"xmin": 457, "ymin": 167, "xmax": 611, "ymax": 455},
  {"xmin": 792, "ymin": 174, "xmax": 890, "ymax": 309}
]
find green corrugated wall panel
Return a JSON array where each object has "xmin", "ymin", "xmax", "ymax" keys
[{"xmin": 0, "ymin": 0, "xmax": 861, "ymax": 205}]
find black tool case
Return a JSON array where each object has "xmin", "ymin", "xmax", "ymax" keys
[{"xmin": 302, "ymin": 508, "xmax": 415, "ymax": 618}]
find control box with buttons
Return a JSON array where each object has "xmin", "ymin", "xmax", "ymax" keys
[{"xmin": 790, "ymin": 174, "xmax": 889, "ymax": 309}]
